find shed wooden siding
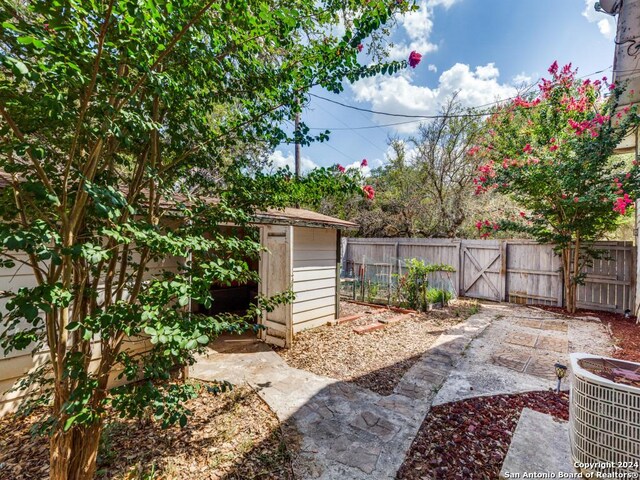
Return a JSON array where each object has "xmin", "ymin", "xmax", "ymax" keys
[
  {"xmin": 0, "ymin": 254, "xmax": 180, "ymax": 415},
  {"xmin": 292, "ymin": 227, "xmax": 337, "ymax": 333}
]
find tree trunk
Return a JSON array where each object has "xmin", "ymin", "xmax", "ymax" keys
[
  {"xmin": 562, "ymin": 242, "xmax": 579, "ymax": 314},
  {"xmin": 50, "ymin": 423, "xmax": 102, "ymax": 480}
]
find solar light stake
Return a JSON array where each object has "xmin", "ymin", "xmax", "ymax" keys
[{"xmin": 555, "ymin": 363, "xmax": 568, "ymax": 393}]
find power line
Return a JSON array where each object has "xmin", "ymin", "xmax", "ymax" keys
[
  {"xmin": 309, "ymin": 119, "xmax": 423, "ymax": 130},
  {"xmin": 309, "ymin": 93, "xmax": 491, "ymax": 119},
  {"xmin": 313, "ymin": 101, "xmax": 389, "ymax": 150},
  {"xmin": 310, "ymin": 66, "xmax": 619, "ymax": 122}
]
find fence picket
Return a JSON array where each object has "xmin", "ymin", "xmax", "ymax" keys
[{"xmin": 342, "ymin": 238, "xmax": 635, "ymax": 314}]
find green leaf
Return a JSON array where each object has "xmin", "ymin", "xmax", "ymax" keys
[
  {"xmin": 66, "ymin": 322, "xmax": 80, "ymax": 331},
  {"xmin": 196, "ymin": 335, "xmax": 209, "ymax": 345},
  {"xmin": 8, "ymin": 57, "xmax": 28, "ymax": 75},
  {"xmin": 178, "ymin": 295, "xmax": 189, "ymax": 307}
]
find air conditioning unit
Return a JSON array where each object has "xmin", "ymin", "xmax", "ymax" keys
[{"xmin": 570, "ymin": 353, "xmax": 640, "ymax": 476}]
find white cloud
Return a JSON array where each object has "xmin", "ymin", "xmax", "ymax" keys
[
  {"xmin": 428, "ymin": 64, "xmax": 438, "ymax": 72},
  {"xmin": 512, "ymin": 72, "xmax": 533, "ymax": 85},
  {"xmin": 344, "ymin": 160, "xmax": 371, "ymax": 177},
  {"xmin": 351, "ymin": 63, "xmax": 518, "ymax": 133},
  {"xmin": 582, "ymin": 0, "xmax": 616, "ymax": 40},
  {"xmin": 268, "ymin": 149, "xmax": 318, "ymax": 172},
  {"xmin": 389, "ymin": 0, "xmax": 438, "ymax": 60},
  {"xmin": 426, "ymin": 0, "xmax": 461, "ymax": 9},
  {"xmin": 387, "ymin": 0, "xmax": 463, "ymax": 61}
]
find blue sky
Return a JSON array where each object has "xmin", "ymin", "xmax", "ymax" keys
[{"xmin": 270, "ymin": 0, "xmax": 619, "ymax": 173}]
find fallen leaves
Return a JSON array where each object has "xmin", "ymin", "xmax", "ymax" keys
[
  {"xmin": 397, "ymin": 391, "xmax": 569, "ymax": 480},
  {"xmin": 0, "ymin": 384, "xmax": 293, "ymax": 480}
]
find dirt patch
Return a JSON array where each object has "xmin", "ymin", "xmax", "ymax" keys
[
  {"xmin": 338, "ymin": 300, "xmax": 382, "ymax": 318},
  {"xmin": 277, "ymin": 300, "xmax": 479, "ymax": 396},
  {"xmin": 397, "ymin": 391, "xmax": 569, "ymax": 480},
  {"xmin": 534, "ymin": 305, "xmax": 640, "ymax": 363},
  {"xmin": 0, "ymin": 384, "xmax": 293, "ymax": 480}
]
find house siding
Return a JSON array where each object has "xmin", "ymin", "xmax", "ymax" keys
[
  {"xmin": 291, "ymin": 227, "xmax": 337, "ymax": 333},
  {"xmin": 0, "ymin": 254, "xmax": 181, "ymax": 416}
]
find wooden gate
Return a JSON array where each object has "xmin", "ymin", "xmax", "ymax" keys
[
  {"xmin": 460, "ymin": 241, "xmax": 504, "ymax": 302},
  {"xmin": 343, "ymin": 238, "xmax": 636, "ymax": 313}
]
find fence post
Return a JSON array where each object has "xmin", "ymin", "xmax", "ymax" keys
[
  {"xmin": 500, "ymin": 240, "xmax": 508, "ymax": 302},
  {"xmin": 455, "ymin": 241, "xmax": 462, "ymax": 297},
  {"xmin": 361, "ymin": 255, "xmax": 366, "ymax": 301},
  {"xmin": 631, "ymin": 240, "xmax": 637, "ymax": 315}
]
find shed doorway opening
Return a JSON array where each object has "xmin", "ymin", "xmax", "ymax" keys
[{"xmin": 191, "ymin": 226, "xmax": 260, "ymax": 324}]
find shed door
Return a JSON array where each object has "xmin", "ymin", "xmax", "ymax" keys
[{"xmin": 260, "ymin": 225, "xmax": 293, "ymax": 347}]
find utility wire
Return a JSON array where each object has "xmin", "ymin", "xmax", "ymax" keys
[
  {"xmin": 309, "ymin": 93, "xmax": 492, "ymax": 119},
  {"xmin": 308, "ymin": 66, "xmax": 621, "ymax": 128},
  {"xmin": 309, "ymin": 119, "xmax": 423, "ymax": 130},
  {"xmin": 314, "ymin": 101, "xmax": 389, "ymax": 150}
]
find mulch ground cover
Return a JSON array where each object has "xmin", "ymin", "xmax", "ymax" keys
[
  {"xmin": 0, "ymin": 384, "xmax": 293, "ymax": 480},
  {"xmin": 276, "ymin": 300, "xmax": 479, "ymax": 396},
  {"xmin": 397, "ymin": 391, "xmax": 569, "ymax": 480},
  {"xmin": 534, "ymin": 305, "xmax": 640, "ymax": 363}
]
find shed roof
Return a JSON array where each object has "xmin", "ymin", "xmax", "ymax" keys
[
  {"xmin": 254, "ymin": 207, "xmax": 357, "ymax": 229},
  {"xmin": 0, "ymin": 172, "xmax": 357, "ymax": 229}
]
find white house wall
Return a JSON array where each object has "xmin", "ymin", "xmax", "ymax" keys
[
  {"xmin": 292, "ymin": 227, "xmax": 337, "ymax": 333},
  {"xmin": 0, "ymin": 254, "xmax": 180, "ymax": 416}
]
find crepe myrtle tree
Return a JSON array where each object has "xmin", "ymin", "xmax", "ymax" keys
[
  {"xmin": 473, "ymin": 62, "xmax": 640, "ymax": 313},
  {"xmin": 0, "ymin": 0, "xmax": 413, "ymax": 478}
]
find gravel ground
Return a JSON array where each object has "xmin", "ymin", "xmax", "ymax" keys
[
  {"xmin": 398, "ymin": 391, "xmax": 569, "ymax": 480},
  {"xmin": 536, "ymin": 305, "xmax": 640, "ymax": 363},
  {"xmin": 338, "ymin": 301, "xmax": 378, "ymax": 318},
  {"xmin": 0, "ymin": 384, "xmax": 293, "ymax": 480},
  {"xmin": 277, "ymin": 300, "xmax": 479, "ymax": 396}
]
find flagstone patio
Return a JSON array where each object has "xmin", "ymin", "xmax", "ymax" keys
[{"xmin": 190, "ymin": 303, "xmax": 614, "ymax": 479}]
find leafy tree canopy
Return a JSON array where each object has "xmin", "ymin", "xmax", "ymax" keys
[
  {"xmin": 0, "ymin": 0, "xmax": 412, "ymax": 478},
  {"xmin": 473, "ymin": 62, "xmax": 640, "ymax": 311}
]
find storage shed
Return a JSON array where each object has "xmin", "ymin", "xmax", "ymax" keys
[
  {"xmin": 0, "ymin": 205, "xmax": 355, "ymax": 414},
  {"xmin": 255, "ymin": 208, "xmax": 357, "ymax": 347}
]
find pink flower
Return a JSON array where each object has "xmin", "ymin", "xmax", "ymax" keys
[
  {"xmin": 519, "ymin": 211, "xmax": 526, "ymax": 217},
  {"xmin": 548, "ymin": 61, "xmax": 559, "ymax": 75},
  {"xmin": 337, "ymin": 164, "xmax": 345, "ymax": 173},
  {"xmin": 408, "ymin": 51, "xmax": 422, "ymax": 68},
  {"xmin": 523, "ymin": 144, "xmax": 532, "ymax": 154},
  {"xmin": 549, "ymin": 145, "xmax": 558, "ymax": 152},
  {"xmin": 573, "ymin": 197, "xmax": 579, "ymax": 203},
  {"xmin": 614, "ymin": 194, "xmax": 634, "ymax": 215},
  {"xmin": 363, "ymin": 185, "xmax": 375, "ymax": 200},
  {"xmin": 361, "ymin": 158, "xmax": 368, "ymax": 167},
  {"xmin": 468, "ymin": 146, "xmax": 480, "ymax": 156},
  {"xmin": 357, "ymin": 44, "xmax": 363, "ymax": 53}
]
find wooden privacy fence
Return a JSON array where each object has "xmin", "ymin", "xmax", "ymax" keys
[{"xmin": 341, "ymin": 238, "xmax": 636, "ymax": 314}]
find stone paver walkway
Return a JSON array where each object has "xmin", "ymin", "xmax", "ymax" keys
[
  {"xmin": 433, "ymin": 305, "xmax": 613, "ymax": 406},
  {"xmin": 190, "ymin": 308, "xmax": 497, "ymax": 479}
]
